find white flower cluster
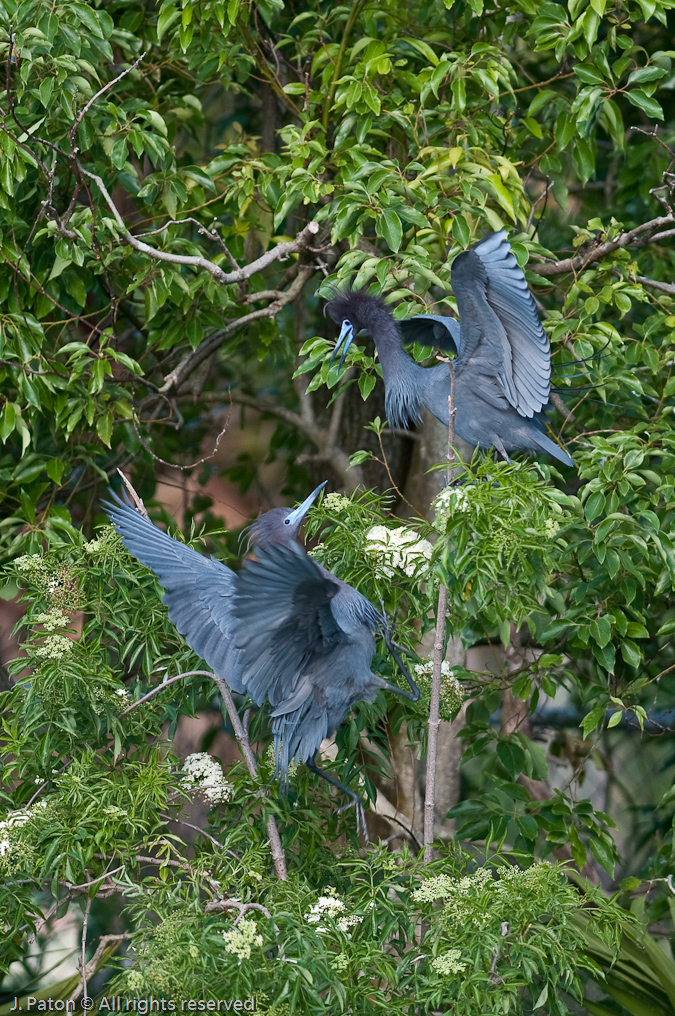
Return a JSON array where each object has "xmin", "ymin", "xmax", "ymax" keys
[
  {"xmin": 412, "ymin": 866, "xmax": 493, "ymax": 905},
  {"xmin": 433, "ymin": 485, "xmax": 474, "ymax": 530},
  {"xmin": 33, "ymin": 609, "xmax": 71, "ymax": 631},
  {"xmin": 0, "ymin": 800, "xmax": 49, "ymax": 859},
  {"xmin": 304, "ymin": 890, "xmax": 363, "ymax": 934},
  {"xmin": 336, "ymin": 914, "xmax": 363, "ymax": 933},
  {"xmin": 181, "ymin": 752, "xmax": 232, "ymax": 804},
  {"xmin": 414, "ymin": 660, "xmax": 465, "ymax": 720},
  {"xmin": 33, "ymin": 635, "xmax": 73, "ymax": 659},
  {"xmin": 544, "ymin": 518, "xmax": 560, "ymax": 538},
  {"xmin": 0, "ymin": 811, "xmax": 31, "ymax": 857},
  {"xmin": 223, "ymin": 917, "xmax": 263, "ymax": 962},
  {"xmin": 365, "ymin": 525, "xmax": 433, "ymax": 578},
  {"xmin": 323, "ymin": 493, "xmax": 352, "ymax": 512},
  {"xmin": 432, "ymin": 948, "xmax": 467, "ymax": 977}
]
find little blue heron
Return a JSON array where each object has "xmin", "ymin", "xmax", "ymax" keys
[
  {"xmin": 103, "ymin": 482, "xmax": 327, "ymax": 695},
  {"xmin": 325, "ymin": 230, "xmax": 573, "ymax": 467},
  {"xmin": 104, "ymin": 486, "xmax": 418, "ymax": 834}
]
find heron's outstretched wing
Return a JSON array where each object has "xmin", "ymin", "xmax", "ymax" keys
[
  {"xmin": 232, "ymin": 542, "xmax": 349, "ymax": 709},
  {"xmin": 451, "ymin": 231, "xmax": 550, "ymax": 418},
  {"xmin": 399, "ymin": 314, "xmax": 461, "ymax": 354},
  {"xmin": 103, "ymin": 492, "xmax": 244, "ymax": 691}
]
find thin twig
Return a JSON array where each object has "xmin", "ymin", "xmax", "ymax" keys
[
  {"xmin": 74, "ymin": 896, "xmax": 92, "ymax": 1003},
  {"xmin": 159, "ymin": 265, "xmax": 316, "ymax": 395},
  {"xmin": 119, "ymin": 670, "xmax": 215, "ymax": 716},
  {"xmin": 69, "ymin": 52, "xmax": 146, "ymax": 148},
  {"xmin": 530, "ymin": 213, "xmax": 675, "ymax": 278},
  {"xmin": 65, "ymin": 866, "xmax": 126, "ymax": 891},
  {"xmin": 117, "ymin": 469, "xmax": 150, "ymax": 520},
  {"xmin": 213, "ymin": 674, "xmax": 288, "ymax": 882},
  {"xmin": 132, "ymin": 397, "xmax": 231, "ymax": 471},
  {"xmin": 159, "ymin": 812, "xmax": 232, "ymax": 852},
  {"xmin": 204, "ymin": 899, "xmax": 272, "ymax": 923}
]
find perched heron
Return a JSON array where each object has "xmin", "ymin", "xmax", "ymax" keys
[
  {"xmin": 325, "ymin": 230, "xmax": 573, "ymax": 467},
  {"xmin": 104, "ymin": 485, "xmax": 418, "ymax": 834}
]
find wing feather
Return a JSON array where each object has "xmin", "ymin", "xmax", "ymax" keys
[
  {"xmin": 104, "ymin": 492, "xmax": 244, "ymax": 691},
  {"xmin": 232, "ymin": 542, "xmax": 349, "ymax": 709},
  {"xmin": 451, "ymin": 231, "xmax": 551, "ymax": 418}
]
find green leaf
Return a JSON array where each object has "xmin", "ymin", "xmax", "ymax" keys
[
  {"xmin": 157, "ymin": 4, "xmax": 181, "ymax": 41},
  {"xmin": 377, "ymin": 209, "xmax": 403, "ymax": 253},
  {"xmin": 348, "ymin": 450, "xmax": 372, "ymax": 468},
  {"xmin": 573, "ymin": 137, "xmax": 595, "ymax": 184},
  {"xmin": 358, "ymin": 373, "xmax": 376, "ymax": 401},
  {"xmin": 585, "ymin": 491, "xmax": 605, "ymax": 521},
  {"xmin": 607, "ymin": 710, "xmax": 622, "ymax": 728},
  {"xmin": 496, "ymin": 739, "xmax": 526, "ymax": 778},
  {"xmin": 621, "ymin": 640, "xmax": 641, "ymax": 668},
  {"xmin": 581, "ymin": 705, "xmax": 606, "ymax": 737},
  {"xmin": 626, "ymin": 88, "xmax": 664, "ymax": 120},
  {"xmin": 590, "ymin": 616, "xmax": 612, "ymax": 648},
  {"xmin": 589, "ymin": 834, "xmax": 615, "ymax": 875},
  {"xmin": 0, "ymin": 401, "xmax": 15, "ymax": 441},
  {"xmin": 627, "ymin": 65, "xmax": 667, "ymax": 85},
  {"xmin": 96, "ymin": 410, "xmax": 113, "ymax": 447}
]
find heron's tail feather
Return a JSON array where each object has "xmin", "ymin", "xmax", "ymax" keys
[
  {"xmin": 271, "ymin": 692, "xmax": 329, "ymax": 792},
  {"xmin": 530, "ymin": 430, "xmax": 574, "ymax": 467}
]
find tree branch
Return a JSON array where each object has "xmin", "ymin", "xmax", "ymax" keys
[
  {"xmin": 636, "ymin": 275, "xmax": 675, "ymax": 297},
  {"xmin": 530, "ymin": 214, "xmax": 675, "ymax": 278},
  {"xmin": 82, "ymin": 167, "xmax": 319, "ymax": 286},
  {"xmin": 424, "ymin": 373, "xmax": 456, "ymax": 863},
  {"xmin": 204, "ymin": 899, "xmax": 272, "ymax": 923},
  {"xmin": 159, "ymin": 265, "xmax": 317, "ymax": 395},
  {"xmin": 212, "ymin": 675, "xmax": 288, "ymax": 882}
]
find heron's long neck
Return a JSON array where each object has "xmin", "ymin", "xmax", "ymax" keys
[{"xmin": 366, "ymin": 321, "xmax": 427, "ymax": 429}]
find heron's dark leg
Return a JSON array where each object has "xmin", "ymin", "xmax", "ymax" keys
[
  {"xmin": 307, "ymin": 753, "xmax": 369, "ymax": 840},
  {"xmin": 493, "ymin": 437, "xmax": 512, "ymax": 464},
  {"xmin": 379, "ymin": 605, "xmax": 420, "ymax": 703}
]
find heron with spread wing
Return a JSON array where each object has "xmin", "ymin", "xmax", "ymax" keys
[
  {"xmin": 105, "ymin": 485, "xmax": 418, "ymax": 835},
  {"xmin": 325, "ymin": 231, "xmax": 573, "ymax": 467}
]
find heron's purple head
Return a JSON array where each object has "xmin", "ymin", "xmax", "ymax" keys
[{"xmin": 244, "ymin": 481, "xmax": 327, "ymax": 550}]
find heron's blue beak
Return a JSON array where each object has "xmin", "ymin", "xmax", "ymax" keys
[
  {"xmin": 328, "ymin": 319, "xmax": 354, "ymax": 370},
  {"xmin": 284, "ymin": 481, "xmax": 327, "ymax": 527}
]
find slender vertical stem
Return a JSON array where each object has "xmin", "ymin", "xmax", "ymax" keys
[
  {"xmin": 321, "ymin": 0, "xmax": 366, "ymax": 133},
  {"xmin": 80, "ymin": 895, "xmax": 92, "ymax": 1001},
  {"xmin": 213, "ymin": 675, "xmax": 288, "ymax": 882},
  {"xmin": 423, "ymin": 585, "xmax": 448, "ymax": 862},
  {"xmin": 423, "ymin": 375, "xmax": 457, "ymax": 862}
]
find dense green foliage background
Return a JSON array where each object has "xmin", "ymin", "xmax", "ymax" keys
[{"xmin": 3, "ymin": 0, "xmax": 675, "ymax": 1010}]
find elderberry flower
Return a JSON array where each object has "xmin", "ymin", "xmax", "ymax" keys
[
  {"xmin": 223, "ymin": 917, "xmax": 263, "ymax": 962},
  {"xmin": 33, "ymin": 635, "xmax": 73, "ymax": 659},
  {"xmin": 414, "ymin": 660, "xmax": 465, "ymax": 720},
  {"xmin": 322, "ymin": 493, "xmax": 352, "ymax": 512},
  {"xmin": 433, "ymin": 485, "xmax": 474, "ymax": 530},
  {"xmin": 365, "ymin": 525, "xmax": 432, "ymax": 579},
  {"xmin": 304, "ymin": 891, "xmax": 348, "ymax": 932},
  {"xmin": 544, "ymin": 518, "xmax": 560, "ymax": 538},
  {"xmin": 432, "ymin": 948, "xmax": 467, "ymax": 976},
  {"xmin": 33, "ymin": 609, "xmax": 71, "ymax": 631},
  {"xmin": 181, "ymin": 752, "xmax": 232, "ymax": 804}
]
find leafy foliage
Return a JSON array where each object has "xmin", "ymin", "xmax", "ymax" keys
[{"xmin": 3, "ymin": 0, "xmax": 675, "ymax": 1011}]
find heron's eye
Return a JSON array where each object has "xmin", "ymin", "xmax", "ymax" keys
[{"xmin": 284, "ymin": 518, "xmax": 291, "ymax": 525}]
